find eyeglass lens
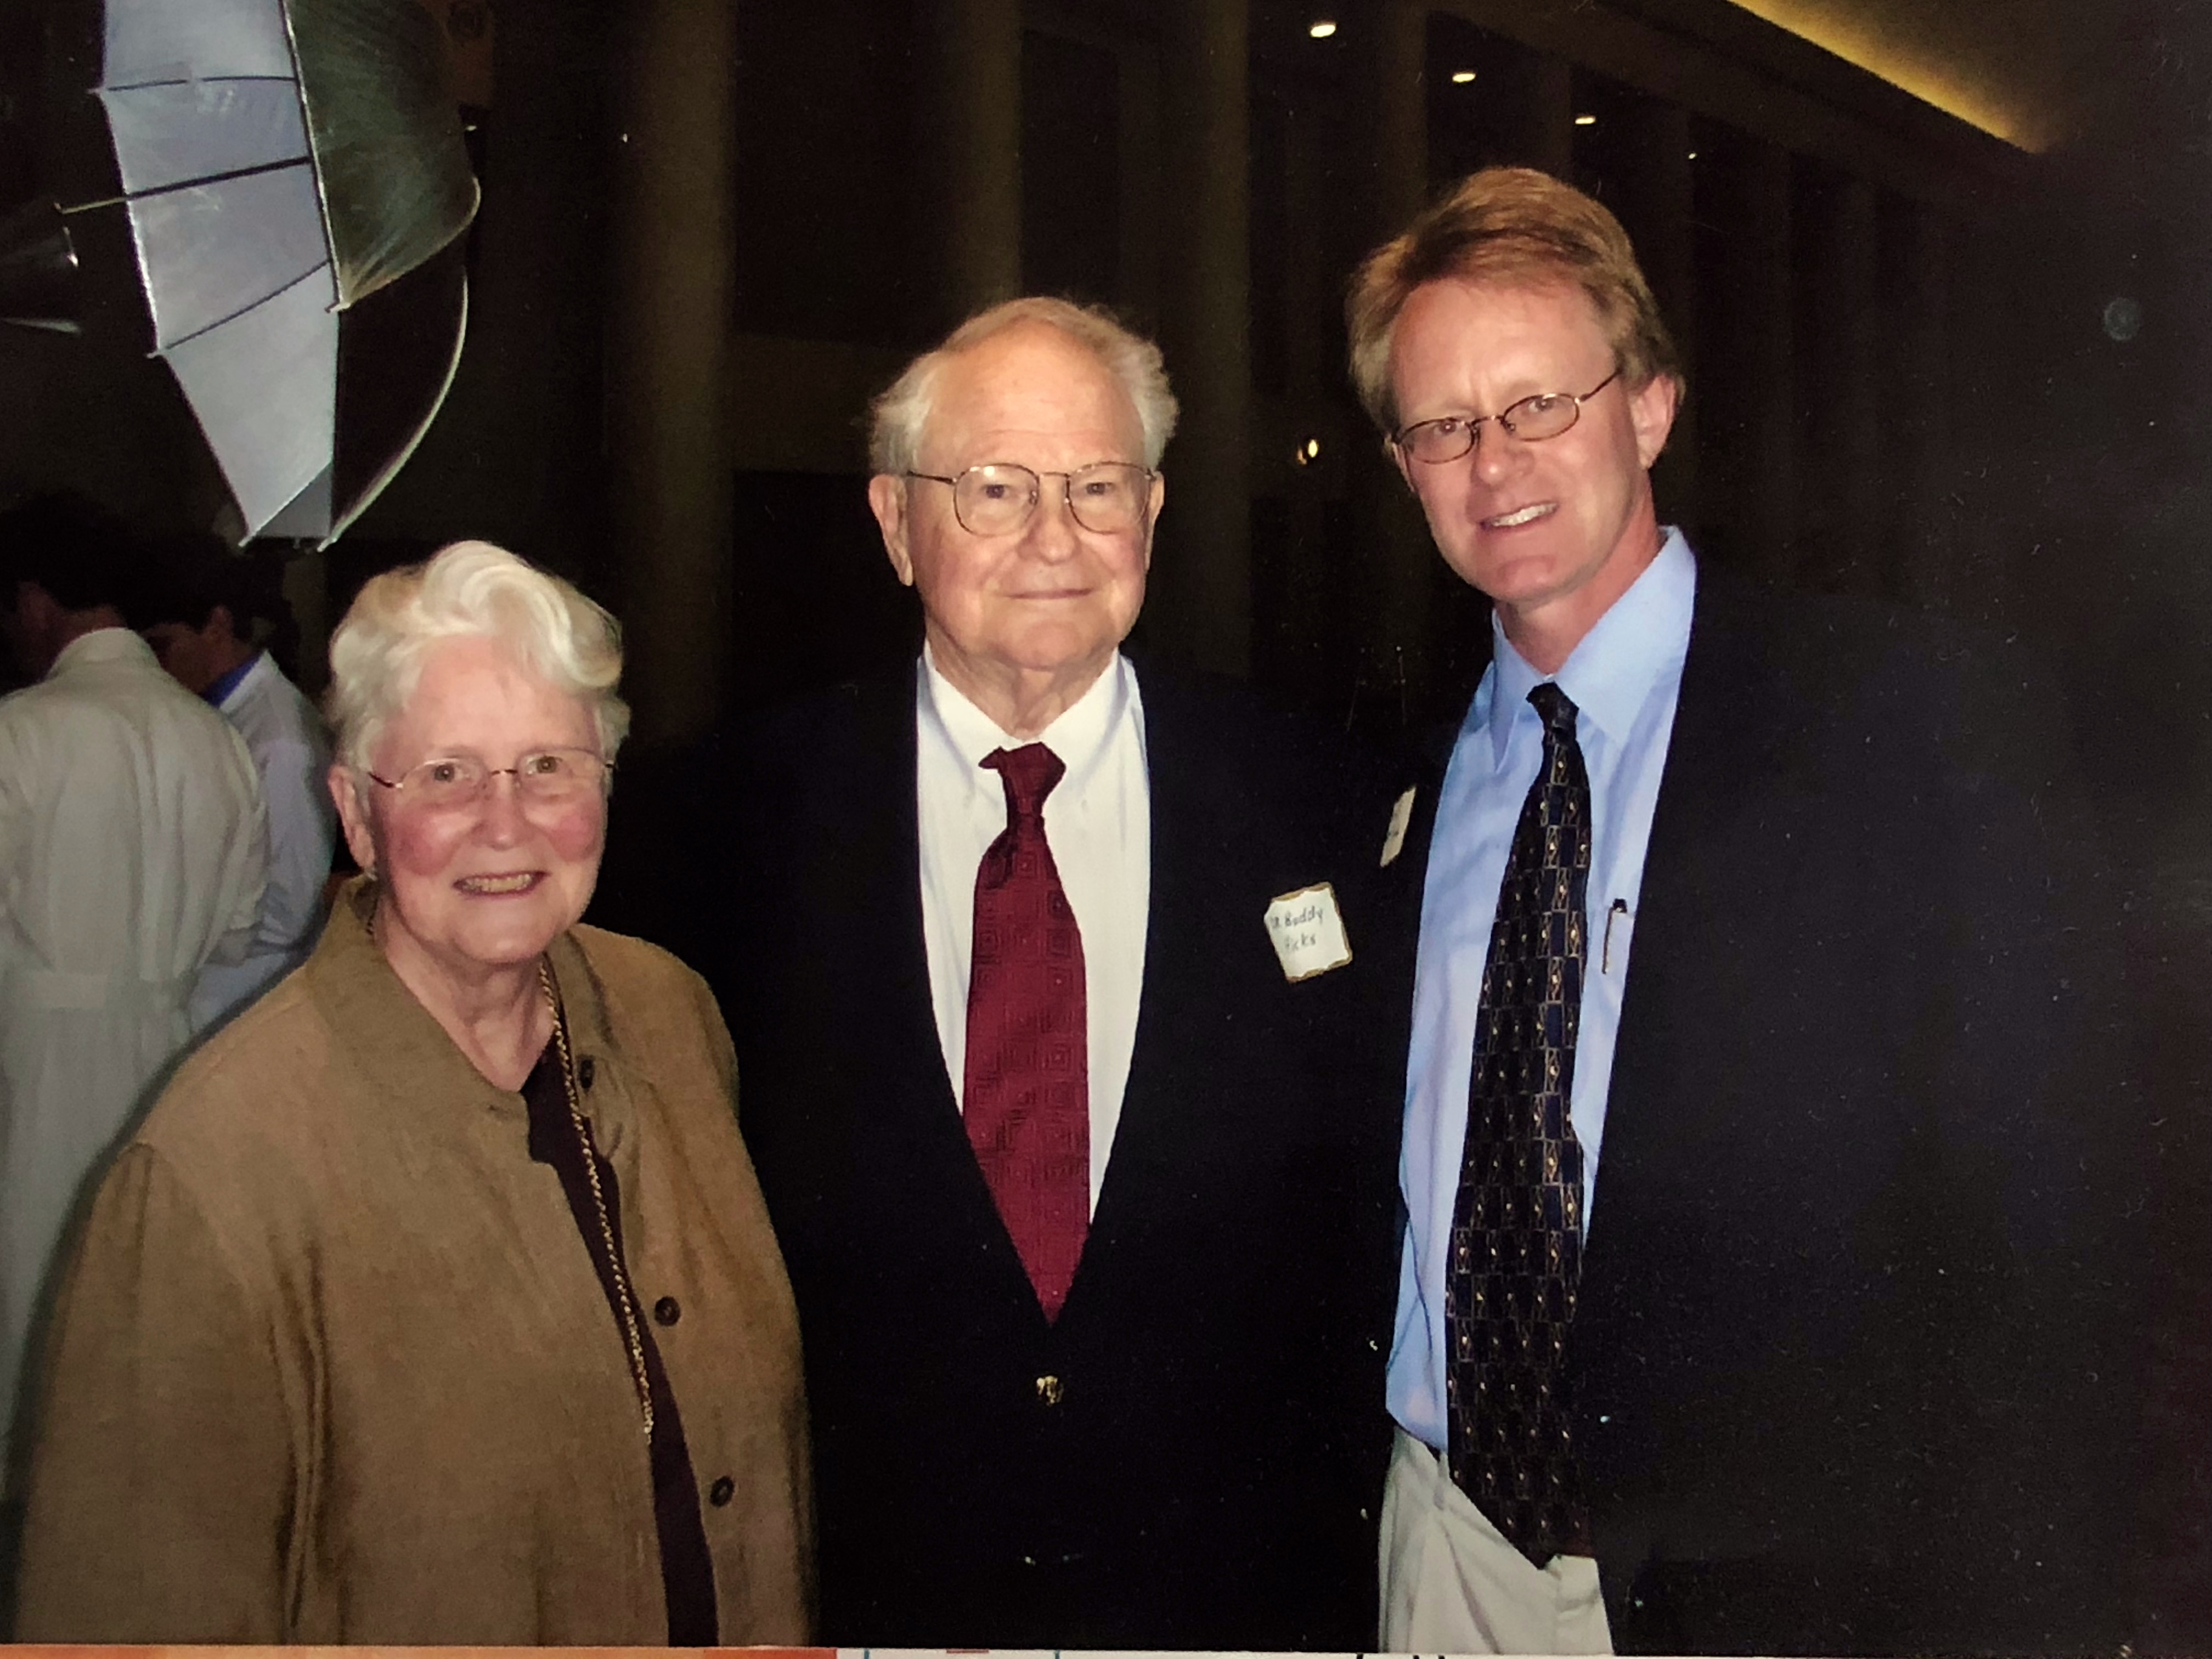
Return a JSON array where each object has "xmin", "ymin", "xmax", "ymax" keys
[
  {"xmin": 399, "ymin": 751, "xmax": 606, "ymax": 808},
  {"xmin": 1400, "ymin": 391, "xmax": 1590, "ymax": 465},
  {"xmin": 953, "ymin": 463, "xmax": 1149, "ymax": 535}
]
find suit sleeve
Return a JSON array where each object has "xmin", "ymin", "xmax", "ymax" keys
[{"xmin": 13, "ymin": 1144, "xmax": 295, "ymax": 1643}]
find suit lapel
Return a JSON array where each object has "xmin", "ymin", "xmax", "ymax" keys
[
  {"xmin": 1577, "ymin": 573, "xmax": 1807, "ymax": 1266},
  {"xmin": 1071, "ymin": 664, "xmax": 1239, "ymax": 1319},
  {"xmin": 854, "ymin": 674, "xmax": 956, "ymax": 1108},
  {"xmin": 1071, "ymin": 666, "xmax": 1176, "ymax": 1312}
]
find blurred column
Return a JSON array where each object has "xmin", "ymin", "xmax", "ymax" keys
[
  {"xmin": 359, "ymin": 0, "xmax": 608, "ymax": 582},
  {"xmin": 913, "ymin": 0, "xmax": 1022, "ymax": 332},
  {"xmin": 1609, "ymin": 99, "xmax": 1697, "ymax": 532},
  {"xmin": 1365, "ymin": 0, "xmax": 1427, "ymax": 228},
  {"xmin": 1881, "ymin": 195, "xmax": 1952, "ymax": 607},
  {"xmin": 1150, "ymin": 0, "xmax": 1251, "ymax": 675},
  {"xmin": 1347, "ymin": 0, "xmax": 1441, "ymax": 720},
  {"xmin": 605, "ymin": 0, "xmax": 737, "ymax": 746},
  {"xmin": 1798, "ymin": 170, "xmax": 1879, "ymax": 595},
  {"xmin": 1696, "ymin": 134, "xmax": 1794, "ymax": 581},
  {"xmin": 283, "ymin": 550, "xmax": 330, "ymax": 697},
  {"xmin": 1515, "ymin": 54, "xmax": 1573, "ymax": 178}
]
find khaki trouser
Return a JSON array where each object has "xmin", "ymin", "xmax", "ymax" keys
[{"xmin": 1379, "ymin": 1426, "xmax": 1614, "ymax": 1655}]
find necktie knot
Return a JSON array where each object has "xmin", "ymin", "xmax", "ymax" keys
[
  {"xmin": 983, "ymin": 743, "xmax": 1066, "ymax": 822},
  {"xmin": 1528, "ymin": 681, "xmax": 1580, "ymax": 742}
]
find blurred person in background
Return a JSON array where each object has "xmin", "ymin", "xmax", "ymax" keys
[
  {"xmin": 10, "ymin": 540, "xmax": 809, "ymax": 1645},
  {"xmin": 140, "ymin": 534, "xmax": 337, "ymax": 1031},
  {"xmin": 0, "ymin": 492, "xmax": 264, "ymax": 1492}
]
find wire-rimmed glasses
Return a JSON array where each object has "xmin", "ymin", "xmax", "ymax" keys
[
  {"xmin": 365, "ymin": 748, "xmax": 613, "ymax": 813},
  {"xmin": 1392, "ymin": 370, "xmax": 1621, "ymax": 465},
  {"xmin": 904, "ymin": 461, "xmax": 1156, "ymax": 536}
]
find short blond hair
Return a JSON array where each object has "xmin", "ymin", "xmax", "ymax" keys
[
  {"xmin": 1347, "ymin": 167, "xmax": 1681, "ymax": 435},
  {"xmin": 326, "ymin": 540, "xmax": 629, "ymax": 772},
  {"xmin": 868, "ymin": 296, "xmax": 1180, "ymax": 475}
]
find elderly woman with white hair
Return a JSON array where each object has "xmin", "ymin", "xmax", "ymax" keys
[{"xmin": 10, "ymin": 542, "xmax": 810, "ymax": 1646}]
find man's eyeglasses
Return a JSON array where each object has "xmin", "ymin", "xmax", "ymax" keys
[
  {"xmin": 1392, "ymin": 370, "xmax": 1621, "ymax": 465},
  {"xmin": 904, "ymin": 461, "xmax": 1156, "ymax": 537},
  {"xmin": 366, "ymin": 748, "xmax": 613, "ymax": 812}
]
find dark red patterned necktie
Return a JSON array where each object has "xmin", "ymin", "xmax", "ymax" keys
[{"xmin": 963, "ymin": 742, "xmax": 1090, "ymax": 1320}]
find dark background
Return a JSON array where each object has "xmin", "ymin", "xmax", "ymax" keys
[{"xmin": 3, "ymin": 0, "xmax": 2205, "ymax": 1642}]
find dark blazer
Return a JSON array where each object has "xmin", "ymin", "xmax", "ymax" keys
[
  {"xmin": 713, "ymin": 661, "xmax": 1404, "ymax": 1650},
  {"xmin": 1388, "ymin": 571, "xmax": 2138, "ymax": 1655}
]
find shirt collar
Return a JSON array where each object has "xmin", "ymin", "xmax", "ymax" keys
[
  {"xmin": 204, "ymin": 648, "xmax": 262, "ymax": 709},
  {"xmin": 918, "ymin": 645, "xmax": 1131, "ymax": 799},
  {"xmin": 1483, "ymin": 527, "xmax": 1697, "ymax": 763},
  {"xmin": 47, "ymin": 626, "xmax": 157, "ymax": 679}
]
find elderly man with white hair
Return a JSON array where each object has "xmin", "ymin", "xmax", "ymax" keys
[
  {"xmin": 718, "ymin": 297, "xmax": 1406, "ymax": 1649},
  {"xmin": 13, "ymin": 542, "xmax": 810, "ymax": 1646}
]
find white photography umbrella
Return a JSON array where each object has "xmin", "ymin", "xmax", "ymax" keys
[{"xmin": 93, "ymin": 0, "xmax": 478, "ymax": 542}]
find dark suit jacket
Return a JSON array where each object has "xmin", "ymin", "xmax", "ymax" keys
[
  {"xmin": 1386, "ymin": 571, "xmax": 2139, "ymax": 1655},
  {"xmin": 714, "ymin": 661, "xmax": 1404, "ymax": 1649}
]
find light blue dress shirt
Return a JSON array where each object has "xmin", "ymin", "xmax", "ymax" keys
[{"xmin": 1387, "ymin": 529, "xmax": 1699, "ymax": 1452}]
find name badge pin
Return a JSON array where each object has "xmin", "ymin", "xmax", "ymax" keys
[{"xmin": 1264, "ymin": 881, "xmax": 1354, "ymax": 983}]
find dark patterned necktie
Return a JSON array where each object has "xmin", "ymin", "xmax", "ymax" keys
[
  {"xmin": 1444, "ymin": 681, "xmax": 1594, "ymax": 1566},
  {"xmin": 963, "ymin": 742, "xmax": 1090, "ymax": 1321}
]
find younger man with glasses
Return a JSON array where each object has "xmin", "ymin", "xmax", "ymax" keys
[
  {"xmin": 1357, "ymin": 167, "xmax": 2135, "ymax": 1654},
  {"xmin": 712, "ymin": 298, "xmax": 1404, "ymax": 1648}
]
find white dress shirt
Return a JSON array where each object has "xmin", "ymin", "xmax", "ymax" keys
[
  {"xmin": 915, "ymin": 647, "xmax": 1150, "ymax": 1211},
  {"xmin": 191, "ymin": 650, "xmax": 338, "ymax": 1031}
]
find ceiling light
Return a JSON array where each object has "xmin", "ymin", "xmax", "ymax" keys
[
  {"xmin": 1308, "ymin": 19, "xmax": 1338, "ymax": 38},
  {"xmin": 1451, "ymin": 69, "xmax": 1477, "ymax": 83},
  {"xmin": 1573, "ymin": 112, "xmax": 1597, "ymax": 126}
]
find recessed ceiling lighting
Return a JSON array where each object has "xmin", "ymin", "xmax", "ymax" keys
[
  {"xmin": 1451, "ymin": 69, "xmax": 1477, "ymax": 83},
  {"xmin": 1308, "ymin": 19, "xmax": 1338, "ymax": 37},
  {"xmin": 1573, "ymin": 112, "xmax": 1597, "ymax": 126},
  {"xmin": 1686, "ymin": 149, "xmax": 1699, "ymax": 160}
]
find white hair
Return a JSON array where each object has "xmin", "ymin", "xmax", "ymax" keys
[
  {"xmin": 867, "ymin": 296, "xmax": 1180, "ymax": 475},
  {"xmin": 325, "ymin": 540, "xmax": 629, "ymax": 772}
]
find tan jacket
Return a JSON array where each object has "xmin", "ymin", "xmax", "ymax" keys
[{"xmin": 12, "ymin": 883, "xmax": 811, "ymax": 1644}]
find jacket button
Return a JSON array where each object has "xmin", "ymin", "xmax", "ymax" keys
[
  {"xmin": 653, "ymin": 1296, "xmax": 680, "ymax": 1326},
  {"xmin": 708, "ymin": 1475, "xmax": 735, "ymax": 1506},
  {"xmin": 578, "ymin": 1056, "xmax": 596, "ymax": 1089},
  {"xmin": 1034, "ymin": 1374, "xmax": 1063, "ymax": 1406}
]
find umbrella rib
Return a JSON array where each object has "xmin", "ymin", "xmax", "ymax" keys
[
  {"xmin": 101, "ymin": 72, "xmax": 300, "ymax": 92},
  {"xmin": 156, "ymin": 259, "xmax": 332, "ymax": 355},
  {"xmin": 122, "ymin": 156, "xmax": 314, "ymax": 203}
]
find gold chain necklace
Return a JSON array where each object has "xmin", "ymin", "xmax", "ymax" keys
[{"xmin": 539, "ymin": 957, "xmax": 656, "ymax": 1441}]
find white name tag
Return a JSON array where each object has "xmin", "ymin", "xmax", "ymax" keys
[
  {"xmin": 1265, "ymin": 882, "xmax": 1353, "ymax": 983},
  {"xmin": 1380, "ymin": 786, "xmax": 1416, "ymax": 867}
]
